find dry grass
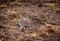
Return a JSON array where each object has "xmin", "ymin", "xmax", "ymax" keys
[{"xmin": 0, "ymin": 0, "xmax": 60, "ymax": 41}]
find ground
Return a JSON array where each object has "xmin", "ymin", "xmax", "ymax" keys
[{"xmin": 0, "ymin": 1, "xmax": 60, "ymax": 41}]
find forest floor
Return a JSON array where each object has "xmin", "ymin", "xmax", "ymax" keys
[{"xmin": 0, "ymin": 2, "xmax": 60, "ymax": 41}]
